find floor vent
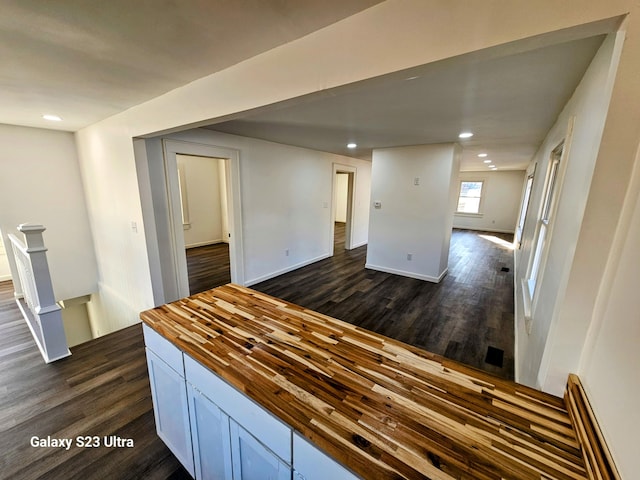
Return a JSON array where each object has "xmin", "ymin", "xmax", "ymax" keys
[{"xmin": 485, "ymin": 346, "xmax": 504, "ymax": 367}]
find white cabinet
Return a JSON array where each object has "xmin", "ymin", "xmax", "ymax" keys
[
  {"xmin": 293, "ymin": 433, "xmax": 360, "ymax": 480},
  {"xmin": 230, "ymin": 421, "xmax": 291, "ymax": 480},
  {"xmin": 145, "ymin": 347, "xmax": 194, "ymax": 476},
  {"xmin": 188, "ymin": 385, "xmax": 233, "ymax": 480},
  {"xmin": 184, "ymin": 354, "xmax": 292, "ymax": 463},
  {"xmin": 144, "ymin": 326, "xmax": 360, "ymax": 480}
]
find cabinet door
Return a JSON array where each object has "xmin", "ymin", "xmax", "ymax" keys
[
  {"xmin": 146, "ymin": 348, "xmax": 194, "ymax": 476},
  {"xmin": 293, "ymin": 433, "xmax": 360, "ymax": 480},
  {"xmin": 188, "ymin": 384, "xmax": 233, "ymax": 480},
  {"xmin": 230, "ymin": 421, "xmax": 290, "ymax": 480}
]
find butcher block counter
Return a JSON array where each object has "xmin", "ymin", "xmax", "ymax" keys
[{"xmin": 140, "ymin": 284, "xmax": 588, "ymax": 480}]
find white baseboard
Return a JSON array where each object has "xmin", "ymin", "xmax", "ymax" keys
[
  {"xmin": 245, "ymin": 253, "xmax": 331, "ymax": 286},
  {"xmin": 0, "ymin": 274, "xmax": 12, "ymax": 282},
  {"xmin": 348, "ymin": 241, "xmax": 368, "ymax": 249},
  {"xmin": 185, "ymin": 239, "xmax": 226, "ymax": 249},
  {"xmin": 364, "ymin": 263, "xmax": 447, "ymax": 283},
  {"xmin": 453, "ymin": 226, "xmax": 515, "ymax": 234}
]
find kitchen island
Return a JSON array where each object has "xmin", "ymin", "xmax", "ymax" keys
[{"xmin": 140, "ymin": 283, "xmax": 588, "ymax": 480}]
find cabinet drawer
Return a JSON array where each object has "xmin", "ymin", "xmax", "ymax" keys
[
  {"xmin": 184, "ymin": 353, "xmax": 292, "ymax": 463},
  {"xmin": 143, "ymin": 324, "xmax": 184, "ymax": 376}
]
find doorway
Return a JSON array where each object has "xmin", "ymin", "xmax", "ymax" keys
[
  {"xmin": 176, "ymin": 154, "xmax": 231, "ymax": 294},
  {"xmin": 135, "ymin": 138, "xmax": 244, "ymax": 304},
  {"xmin": 332, "ymin": 164, "xmax": 356, "ymax": 254}
]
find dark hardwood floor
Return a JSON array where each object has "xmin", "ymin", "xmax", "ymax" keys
[
  {"xmin": 0, "ymin": 226, "xmax": 515, "ymax": 478},
  {"xmin": 0, "ymin": 281, "xmax": 190, "ymax": 480},
  {"xmin": 253, "ymin": 225, "xmax": 516, "ymax": 379},
  {"xmin": 186, "ymin": 242, "xmax": 230, "ymax": 295}
]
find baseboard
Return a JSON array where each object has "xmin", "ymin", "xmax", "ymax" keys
[
  {"xmin": 185, "ymin": 239, "xmax": 225, "ymax": 249},
  {"xmin": 565, "ymin": 374, "xmax": 621, "ymax": 479},
  {"xmin": 245, "ymin": 253, "xmax": 331, "ymax": 287},
  {"xmin": 348, "ymin": 241, "xmax": 368, "ymax": 249},
  {"xmin": 452, "ymin": 227, "xmax": 515, "ymax": 234},
  {"xmin": 0, "ymin": 274, "xmax": 12, "ymax": 282},
  {"xmin": 364, "ymin": 263, "xmax": 447, "ymax": 283}
]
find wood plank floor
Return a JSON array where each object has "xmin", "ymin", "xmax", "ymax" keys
[
  {"xmin": 186, "ymin": 242, "xmax": 230, "ymax": 295},
  {"xmin": 0, "ymin": 281, "xmax": 191, "ymax": 480},
  {"xmin": 253, "ymin": 225, "xmax": 516, "ymax": 379}
]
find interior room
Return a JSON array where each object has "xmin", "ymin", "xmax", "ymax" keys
[{"xmin": 0, "ymin": 1, "xmax": 638, "ymax": 478}]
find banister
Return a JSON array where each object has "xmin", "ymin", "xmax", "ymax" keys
[{"xmin": 7, "ymin": 224, "xmax": 70, "ymax": 363}]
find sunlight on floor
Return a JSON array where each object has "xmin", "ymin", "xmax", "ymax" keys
[{"xmin": 478, "ymin": 234, "xmax": 515, "ymax": 250}]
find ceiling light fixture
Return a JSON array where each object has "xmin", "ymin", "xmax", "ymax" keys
[
  {"xmin": 478, "ymin": 153, "xmax": 488, "ymax": 157},
  {"xmin": 489, "ymin": 165, "xmax": 496, "ymax": 169},
  {"xmin": 43, "ymin": 114, "xmax": 62, "ymax": 122},
  {"xmin": 405, "ymin": 76, "xmax": 420, "ymax": 81},
  {"xmin": 483, "ymin": 160, "xmax": 491, "ymax": 164},
  {"xmin": 347, "ymin": 143, "xmax": 357, "ymax": 149},
  {"xmin": 458, "ymin": 132, "xmax": 473, "ymax": 139}
]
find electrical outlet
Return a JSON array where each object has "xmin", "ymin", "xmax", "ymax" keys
[{"xmin": 407, "ymin": 253, "xmax": 413, "ymax": 261}]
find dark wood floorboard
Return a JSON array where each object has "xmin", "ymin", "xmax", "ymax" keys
[
  {"xmin": 0, "ymin": 281, "xmax": 191, "ymax": 480},
  {"xmin": 186, "ymin": 242, "xmax": 230, "ymax": 295},
  {"xmin": 253, "ymin": 225, "xmax": 516, "ymax": 379}
]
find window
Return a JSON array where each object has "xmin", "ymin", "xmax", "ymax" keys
[
  {"xmin": 456, "ymin": 181, "xmax": 484, "ymax": 214},
  {"xmin": 516, "ymin": 173, "xmax": 535, "ymax": 245},
  {"xmin": 527, "ymin": 143, "xmax": 563, "ymax": 297}
]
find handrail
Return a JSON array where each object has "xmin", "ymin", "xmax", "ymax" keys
[{"xmin": 7, "ymin": 224, "xmax": 70, "ymax": 362}]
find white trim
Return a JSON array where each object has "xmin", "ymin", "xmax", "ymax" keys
[
  {"xmin": 16, "ymin": 297, "xmax": 71, "ymax": 363},
  {"xmin": 0, "ymin": 274, "xmax": 12, "ymax": 282},
  {"xmin": 453, "ymin": 227, "xmax": 515, "ymax": 234},
  {"xmin": 185, "ymin": 239, "xmax": 225, "ymax": 249},
  {"xmin": 162, "ymin": 139, "xmax": 245, "ymax": 297},
  {"xmin": 245, "ymin": 254, "xmax": 331, "ymax": 287},
  {"xmin": 350, "ymin": 241, "xmax": 368, "ymax": 249},
  {"xmin": 364, "ymin": 263, "xmax": 447, "ymax": 283},
  {"xmin": 512, "ymin": 248, "xmax": 520, "ymax": 383},
  {"xmin": 331, "ymin": 163, "xmax": 358, "ymax": 252}
]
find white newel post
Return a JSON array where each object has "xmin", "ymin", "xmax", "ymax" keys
[{"xmin": 9, "ymin": 224, "xmax": 70, "ymax": 362}]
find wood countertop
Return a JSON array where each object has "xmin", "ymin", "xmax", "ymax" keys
[{"xmin": 140, "ymin": 284, "xmax": 587, "ymax": 480}]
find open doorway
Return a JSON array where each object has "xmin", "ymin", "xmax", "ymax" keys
[
  {"xmin": 176, "ymin": 154, "xmax": 231, "ymax": 294},
  {"xmin": 332, "ymin": 164, "xmax": 356, "ymax": 254}
]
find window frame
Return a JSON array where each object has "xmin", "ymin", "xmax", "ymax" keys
[
  {"xmin": 455, "ymin": 180, "xmax": 485, "ymax": 216},
  {"xmin": 526, "ymin": 140, "xmax": 566, "ymax": 305}
]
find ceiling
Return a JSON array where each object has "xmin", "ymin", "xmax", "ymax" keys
[
  {"xmin": 207, "ymin": 34, "xmax": 606, "ymax": 171},
  {"xmin": 0, "ymin": 0, "xmax": 383, "ymax": 131},
  {"xmin": 1, "ymin": 1, "xmax": 609, "ymax": 171}
]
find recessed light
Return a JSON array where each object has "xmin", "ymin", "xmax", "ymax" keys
[
  {"xmin": 458, "ymin": 132, "xmax": 473, "ymax": 139},
  {"xmin": 43, "ymin": 114, "xmax": 62, "ymax": 122},
  {"xmin": 478, "ymin": 153, "xmax": 488, "ymax": 157},
  {"xmin": 347, "ymin": 143, "xmax": 357, "ymax": 149},
  {"xmin": 489, "ymin": 165, "xmax": 497, "ymax": 169},
  {"xmin": 405, "ymin": 76, "xmax": 420, "ymax": 81},
  {"xmin": 483, "ymin": 160, "xmax": 491, "ymax": 164}
]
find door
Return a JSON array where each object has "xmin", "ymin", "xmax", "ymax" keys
[
  {"xmin": 230, "ymin": 420, "xmax": 290, "ymax": 480},
  {"xmin": 188, "ymin": 384, "xmax": 234, "ymax": 480},
  {"xmin": 146, "ymin": 348, "xmax": 194, "ymax": 475}
]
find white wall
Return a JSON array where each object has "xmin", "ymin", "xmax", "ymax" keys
[
  {"xmin": 578, "ymin": 142, "xmax": 640, "ymax": 477},
  {"xmin": 0, "ymin": 234, "xmax": 11, "ymax": 281},
  {"xmin": 514, "ymin": 32, "xmax": 623, "ymax": 393},
  {"xmin": 177, "ymin": 154, "xmax": 225, "ymax": 248},
  {"xmin": 146, "ymin": 129, "xmax": 371, "ymax": 287},
  {"xmin": 73, "ymin": 2, "xmax": 640, "ymax": 472},
  {"xmin": 367, "ymin": 144, "xmax": 460, "ymax": 282},
  {"xmin": 0, "ymin": 124, "xmax": 97, "ymax": 301},
  {"xmin": 453, "ymin": 170, "xmax": 525, "ymax": 233},
  {"xmin": 334, "ymin": 173, "xmax": 349, "ymax": 223}
]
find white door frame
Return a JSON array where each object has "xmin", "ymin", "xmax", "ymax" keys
[
  {"xmin": 331, "ymin": 163, "xmax": 357, "ymax": 253},
  {"xmin": 163, "ymin": 139, "xmax": 244, "ymax": 297}
]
